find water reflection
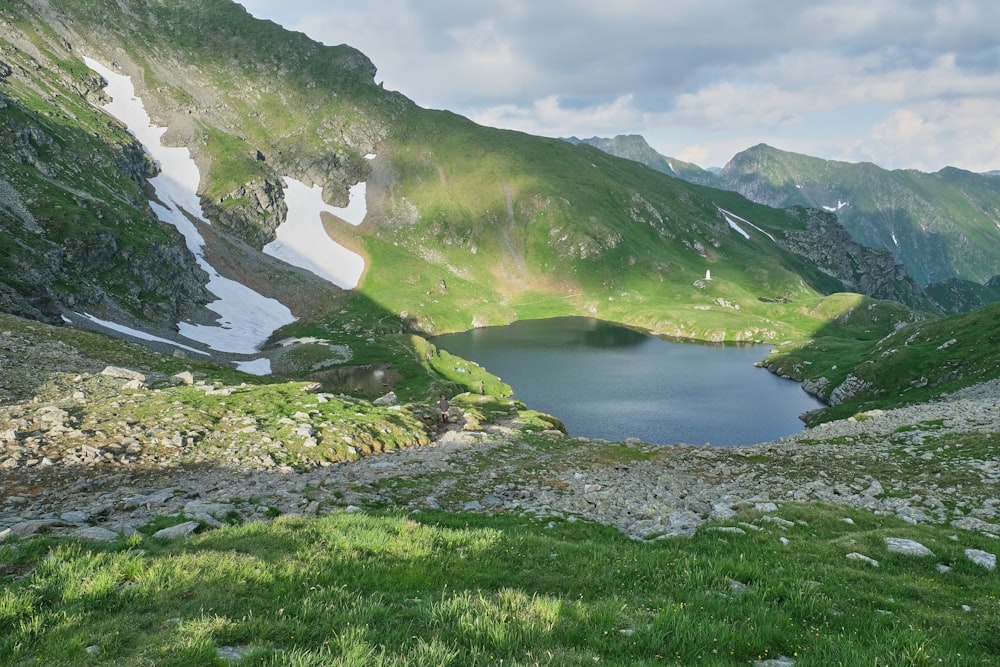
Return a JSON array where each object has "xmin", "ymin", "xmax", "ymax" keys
[
  {"xmin": 309, "ymin": 364, "xmax": 400, "ymax": 395},
  {"xmin": 469, "ymin": 317, "xmax": 647, "ymax": 349}
]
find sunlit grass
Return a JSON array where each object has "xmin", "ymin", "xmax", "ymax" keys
[{"xmin": 2, "ymin": 504, "xmax": 998, "ymax": 665}]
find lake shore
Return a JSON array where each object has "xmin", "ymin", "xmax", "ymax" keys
[{"xmin": 3, "ymin": 376, "xmax": 997, "ymax": 543}]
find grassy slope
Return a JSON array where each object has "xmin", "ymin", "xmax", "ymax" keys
[
  {"xmin": 7, "ymin": 0, "xmax": 862, "ymax": 345},
  {"xmin": 358, "ymin": 109, "xmax": 852, "ymax": 341},
  {"xmin": 3, "ymin": 309, "xmax": 1000, "ymax": 665},
  {"xmin": 720, "ymin": 146, "xmax": 1000, "ymax": 286},
  {"xmin": 765, "ymin": 300, "xmax": 1000, "ymax": 423},
  {"xmin": 2, "ymin": 504, "xmax": 998, "ymax": 665}
]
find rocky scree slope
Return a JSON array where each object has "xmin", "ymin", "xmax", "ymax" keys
[{"xmin": 2, "ymin": 314, "xmax": 999, "ymax": 547}]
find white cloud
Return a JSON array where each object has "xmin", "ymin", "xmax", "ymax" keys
[
  {"xmin": 858, "ymin": 99, "xmax": 1000, "ymax": 172},
  {"xmin": 237, "ymin": 1, "xmax": 1000, "ymax": 171}
]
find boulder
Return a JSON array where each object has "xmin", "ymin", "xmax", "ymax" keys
[
  {"xmin": 152, "ymin": 521, "xmax": 199, "ymax": 539},
  {"xmin": 73, "ymin": 526, "xmax": 120, "ymax": 542}
]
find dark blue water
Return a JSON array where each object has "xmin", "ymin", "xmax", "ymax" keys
[{"xmin": 431, "ymin": 317, "xmax": 823, "ymax": 446}]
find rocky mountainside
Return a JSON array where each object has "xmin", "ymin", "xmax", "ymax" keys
[
  {"xmin": 0, "ymin": 25, "xmax": 209, "ymax": 325},
  {"xmin": 0, "ymin": 0, "xmax": 402, "ymax": 335},
  {"xmin": 574, "ymin": 136, "xmax": 1000, "ymax": 308},
  {"xmin": 0, "ymin": 0, "xmax": 955, "ymax": 364},
  {"xmin": 716, "ymin": 145, "xmax": 1000, "ymax": 288}
]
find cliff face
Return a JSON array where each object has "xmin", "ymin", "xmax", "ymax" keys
[
  {"xmin": 716, "ymin": 145, "xmax": 1000, "ymax": 288},
  {"xmin": 777, "ymin": 208, "xmax": 938, "ymax": 312},
  {"xmin": 0, "ymin": 23, "xmax": 210, "ymax": 324}
]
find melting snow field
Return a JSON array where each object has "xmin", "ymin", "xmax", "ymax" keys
[
  {"xmin": 84, "ymin": 58, "xmax": 295, "ymax": 356},
  {"xmin": 74, "ymin": 313, "xmax": 209, "ymax": 356},
  {"xmin": 718, "ymin": 208, "xmax": 776, "ymax": 242},
  {"xmin": 263, "ymin": 177, "xmax": 366, "ymax": 289}
]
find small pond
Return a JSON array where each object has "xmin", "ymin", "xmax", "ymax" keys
[{"xmin": 431, "ymin": 317, "xmax": 823, "ymax": 446}]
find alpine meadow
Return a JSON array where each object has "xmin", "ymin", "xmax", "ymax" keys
[{"xmin": 1, "ymin": 1, "xmax": 999, "ymax": 665}]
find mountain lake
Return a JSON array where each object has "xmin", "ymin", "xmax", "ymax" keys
[{"xmin": 431, "ymin": 317, "xmax": 824, "ymax": 446}]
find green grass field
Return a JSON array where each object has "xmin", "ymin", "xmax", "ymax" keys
[{"xmin": 2, "ymin": 504, "xmax": 998, "ymax": 666}]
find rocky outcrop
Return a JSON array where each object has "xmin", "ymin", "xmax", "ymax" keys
[
  {"xmin": 203, "ymin": 176, "xmax": 288, "ymax": 247},
  {"xmin": 0, "ymin": 21, "xmax": 210, "ymax": 326},
  {"xmin": 778, "ymin": 207, "xmax": 939, "ymax": 312}
]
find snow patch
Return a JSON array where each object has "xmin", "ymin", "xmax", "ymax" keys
[
  {"xmin": 724, "ymin": 214, "xmax": 751, "ymax": 239},
  {"xmin": 263, "ymin": 177, "xmax": 366, "ymax": 289},
  {"xmin": 235, "ymin": 358, "xmax": 272, "ymax": 375},
  {"xmin": 717, "ymin": 208, "xmax": 776, "ymax": 242},
  {"xmin": 822, "ymin": 200, "xmax": 850, "ymax": 212},
  {"xmin": 74, "ymin": 313, "xmax": 210, "ymax": 356},
  {"xmin": 84, "ymin": 58, "xmax": 295, "ymax": 355}
]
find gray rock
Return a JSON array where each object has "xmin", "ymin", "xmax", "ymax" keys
[
  {"xmin": 60, "ymin": 510, "xmax": 90, "ymax": 524},
  {"xmin": 885, "ymin": 537, "xmax": 934, "ymax": 557},
  {"xmin": 173, "ymin": 371, "xmax": 195, "ymax": 385},
  {"xmin": 101, "ymin": 366, "xmax": 146, "ymax": 382},
  {"xmin": 73, "ymin": 526, "xmax": 120, "ymax": 542},
  {"xmin": 710, "ymin": 503, "xmax": 737, "ymax": 520},
  {"xmin": 11, "ymin": 518, "xmax": 62, "ymax": 537},
  {"xmin": 965, "ymin": 548, "xmax": 997, "ymax": 570},
  {"xmin": 124, "ymin": 488, "xmax": 177, "ymax": 509},
  {"xmin": 754, "ymin": 657, "xmax": 795, "ymax": 667},
  {"xmin": 482, "ymin": 495, "xmax": 504, "ymax": 508},
  {"xmin": 373, "ymin": 391, "xmax": 398, "ymax": 406},
  {"xmin": 182, "ymin": 501, "xmax": 235, "ymax": 519},
  {"xmin": 152, "ymin": 521, "xmax": 199, "ymax": 539},
  {"xmin": 846, "ymin": 552, "xmax": 880, "ymax": 567},
  {"xmin": 217, "ymin": 646, "xmax": 251, "ymax": 661}
]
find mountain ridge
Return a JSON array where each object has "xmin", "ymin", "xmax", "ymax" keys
[
  {"xmin": 0, "ymin": 0, "xmax": 997, "ymax": 416},
  {"xmin": 569, "ymin": 135, "xmax": 1000, "ymax": 304}
]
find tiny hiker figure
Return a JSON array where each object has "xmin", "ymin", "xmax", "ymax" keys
[{"xmin": 438, "ymin": 394, "xmax": 450, "ymax": 424}]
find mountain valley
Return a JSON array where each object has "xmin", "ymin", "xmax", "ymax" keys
[{"xmin": 1, "ymin": 2, "xmax": 1000, "ymax": 663}]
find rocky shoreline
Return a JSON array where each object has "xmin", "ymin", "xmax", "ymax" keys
[{"xmin": 2, "ymin": 369, "xmax": 999, "ymax": 545}]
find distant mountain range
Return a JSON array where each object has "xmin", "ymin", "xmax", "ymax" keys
[{"xmin": 566, "ymin": 135, "xmax": 1000, "ymax": 310}]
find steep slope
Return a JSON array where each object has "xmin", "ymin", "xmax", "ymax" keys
[
  {"xmin": 764, "ymin": 299, "xmax": 1000, "ymax": 423},
  {"xmin": 0, "ymin": 15, "xmax": 209, "ymax": 324},
  {"xmin": 0, "ymin": 0, "xmax": 898, "ymax": 353},
  {"xmin": 571, "ymin": 137, "xmax": 1000, "ymax": 307},
  {"xmin": 717, "ymin": 144, "xmax": 1000, "ymax": 287}
]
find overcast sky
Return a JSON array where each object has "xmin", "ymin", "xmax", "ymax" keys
[{"xmin": 237, "ymin": 1, "xmax": 1000, "ymax": 173}]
